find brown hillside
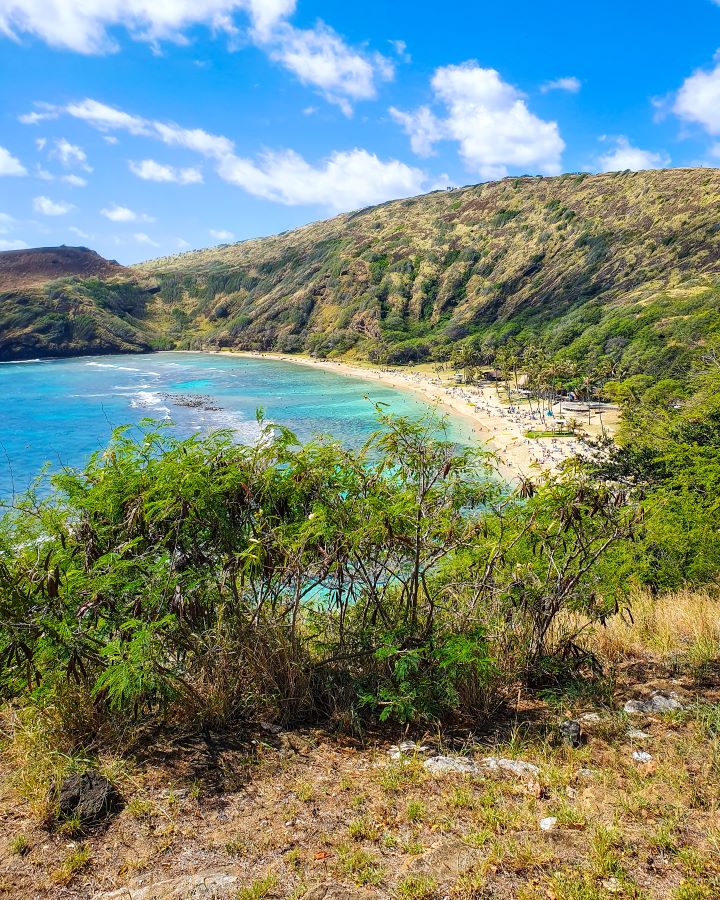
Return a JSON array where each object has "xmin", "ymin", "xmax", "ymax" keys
[{"xmin": 0, "ymin": 246, "xmax": 125, "ymax": 291}]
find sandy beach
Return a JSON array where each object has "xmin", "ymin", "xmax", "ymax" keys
[{"xmin": 216, "ymin": 351, "xmax": 618, "ymax": 483}]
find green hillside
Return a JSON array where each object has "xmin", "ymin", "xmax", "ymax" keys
[
  {"xmin": 0, "ymin": 246, "xmax": 170, "ymax": 361},
  {"xmin": 136, "ymin": 167, "xmax": 720, "ymax": 380}
]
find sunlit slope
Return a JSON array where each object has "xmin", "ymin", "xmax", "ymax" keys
[{"xmin": 136, "ymin": 168, "xmax": 720, "ymax": 375}]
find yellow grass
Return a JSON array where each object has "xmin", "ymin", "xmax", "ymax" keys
[{"xmin": 589, "ymin": 584, "xmax": 720, "ymax": 665}]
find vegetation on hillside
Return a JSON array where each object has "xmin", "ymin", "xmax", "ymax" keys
[{"xmin": 137, "ymin": 169, "xmax": 720, "ymax": 384}]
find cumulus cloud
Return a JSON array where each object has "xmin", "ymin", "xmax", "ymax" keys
[
  {"xmin": 0, "ymin": 239, "xmax": 29, "ymax": 250},
  {"xmin": 0, "ymin": 145, "xmax": 27, "ymax": 176},
  {"xmin": 389, "ymin": 106, "xmax": 443, "ymax": 157},
  {"xmin": 5, "ymin": 1, "xmax": 387, "ymax": 113},
  {"xmin": 210, "ymin": 229, "xmax": 234, "ymax": 241},
  {"xmin": 391, "ymin": 62, "xmax": 564, "ymax": 180},
  {"xmin": 101, "ymin": 204, "xmax": 154, "ymax": 222},
  {"xmin": 50, "ymin": 138, "xmax": 92, "ymax": 170},
  {"xmin": 129, "ymin": 158, "xmax": 203, "ymax": 184},
  {"xmin": 0, "ymin": 0, "xmax": 290, "ymax": 54},
  {"xmin": 540, "ymin": 76, "xmax": 581, "ymax": 94},
  {"xmin": 597, "ymin": 136, "xmax": 670, "ymax": 172},
  {"xmin": 217, "ymin": 148, "xmax": 425, "ymax": 209},
  {"xmin": 261, "ymin": 21, "xmax": 392, "ymax": 115},
  {"xmin": 0, "ymin": 212, "xmax": 16, "ymax": 233},
  {"xmin": 33, "ymin": 195, "xmax": 74, "ymax": 215},
  {"xmin": 672, "ymin": 58, "xmax": 720, "ymax": 134},
  {"xmin": 61, "ymin": 174, "xmax": 88, "ymax": 187},
  {"xmin": 44, "ymin": 97, "xmax": 430, "ymax": 211}
]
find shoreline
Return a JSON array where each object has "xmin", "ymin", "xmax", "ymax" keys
[{"xmin": 212, "ymin": 350, "xmax": 618, "ymax": 482}]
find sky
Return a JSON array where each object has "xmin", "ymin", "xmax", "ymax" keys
[{"xmin": 0, "ymin": 0, "xmax": 719, "ymax": 264}]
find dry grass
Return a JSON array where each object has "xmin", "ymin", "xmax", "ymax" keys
[
  {"xmin": 589, "ymin": 584, "xmax": 720, "ymax": 666},
  {"xmin": 3, "ymin": 585, "xmax": 720, "ymax": 898}
]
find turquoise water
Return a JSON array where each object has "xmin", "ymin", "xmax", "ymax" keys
[{"xmin": 0, "ymin": 351, "xmax": 474, "ymax": 497}]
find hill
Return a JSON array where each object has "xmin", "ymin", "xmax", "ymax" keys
[
  {"xmin": 136, "ymin": 167, "xmax": 720, "ymax": 379},
  {"xmin": 0, "ymin": 246, "xmax": 124, "ymax": 291},
  {"xmin": 2, "ymin": 169, "xmax": 720, "ymax": 372},
  {"xmin": 0, "ymin": 246, "xmax": 168, "ymax": 361}
]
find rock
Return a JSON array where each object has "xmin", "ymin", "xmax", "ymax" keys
[
  {"xmin": 56, "ymin": 771, "xmax": 121, "ymax": 826},
  {"xmin": 623, "ymin": 692, "xmax": 683, "ymax": 715},
  {"xmin": 602, "ymin": 877, "xmax": 623, "ymax": 894},
  {"xmin": 577, "ymin": 768, "xmax": 594, "ymax": 779},
  {"xmin": 423, "ymin": 755, "xmax": 480, "ymax": 776},
  {"xmin": 389, "ymin": 741, "xmax": 432, "ymax": 760},
  {"xmin": 579, "ymin": 712, "xmax": 602, "ymax": 723},
  {"xmin": 632, "ymin": 750, "xmax": 653, "ymax": 763},
  {"xmin": 627, "ymin": 728, "xmax": 651, "ymax": 740},
  {"xmin": 539, "ymin": 816, "xmax": 558, "ymax": 831},
  {"xmin": 94, "ymin": 872, "xmax": 239, "ymax": 899},
  {"xmin": 481, "ymin": 757, "xmax": 540, "ymax": 778},
  {"xmin": 558, "ymin": 720, "xmax": 583, "ymax": 748}
]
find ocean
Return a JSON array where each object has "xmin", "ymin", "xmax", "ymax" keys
[{"xmin": 0, "ymin": 351, "xmax": 474, "ymax": 498}]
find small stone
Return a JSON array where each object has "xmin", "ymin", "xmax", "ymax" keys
[
  {"xmin": 577, "ymin": 768, "xmax": 594, "ymax": 779},
  {"xmin": 632, "ymin": 750, "xmax": 653, "ymax": 763},
  {"xmin": 579, "ymin": 712, "xmax": 602, "ymax": 723},
  {"xmin": 623, "ymin": 692, "xmax": 683, "ymax": 715},
  {"xmin": 539, "ymin": 816, "xmax": 557, "ymax": 831},
  {"xmin": 423, "ymin": 755, "xmax": 479, "ymax": 776},
  {"xmin": 558, "ymin": 720, "xmax": 583, "ymax": 748},
  {"xmin": 602, "ymin": 877, "xmax": 623, "ymax": 893},
  {"xmin": 481, "ymin": 757, "xmax": 540, "ymax": 777},
  {"xmin": 627, "ymin": 728, "xmax": 651, "ymax": 740},
  {"xmin": 389, "ymin": 741, "xmax": 432, "ymax": 760}
]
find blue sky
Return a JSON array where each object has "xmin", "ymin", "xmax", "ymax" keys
[{"xmin": 1, "ymin": 0, "xmax": 719, "ymax": 263}]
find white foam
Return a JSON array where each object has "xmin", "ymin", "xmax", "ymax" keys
[{"xmin": 86, "ymin": 362, "xmax": 141, "ymax": 372}]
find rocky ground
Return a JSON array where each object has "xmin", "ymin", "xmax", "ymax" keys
[{"xmin": 2, "ymin": 659, "xmax": 720, "ymax": 899}]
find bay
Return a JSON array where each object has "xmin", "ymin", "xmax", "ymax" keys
[{"xmin": 0, "ymin": 351, "xmax": 474, "ymax": 498}]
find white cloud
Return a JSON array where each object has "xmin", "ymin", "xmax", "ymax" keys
[
  {"xmin": 175, "ymin": 237, "xmax": 191, "ymax": 248},
  {"xmin": 391, "ymin": 61, "xmax": 564, "ymax": 180},
  {"xmin": 101, "ymin": 204, "xmax": 154, "ymax": 222},
  {"xmin": 4, "ymin": 1, "xmax": 385, "ymax": 113},
  {"xmin": 62, "ymin": 174, "xmax": 88, "ymax": 186},
  {"xmin": 597, "ymin": 136, "xmax": 670, "ymax": 172},
  {"xmin": 103, "ymin": 135, "xmax": 119, "ymax": 144},
  {"xmin": 129, "ymin": 158, "xmax": 203, "ymax": 184},
  {"xmin": 35, "ymin": 137, "xmax": 46, "ymax": 151},
  {"xmin": 217, "ymin": 147, "xmax": 426, "ymax": 210},
  {"xmin": 50, "ymin": 97, "xmax": 430, "ymax": 211},
  {"xmin": 262, "ymin": 21, "xmax": 392, "ymax": 115},
  {"xmin": 0, "ymin": 238, "xmax": 29, "ymax": 250},
  {"xmin": 18, "ymin": 108, "xmax": 58, "ymax": 125},
  {"xmin": 388, "ymin": 39, "xmax": 410, "ymax": 63},
  {"xmin": 50, "ymin": 137, "xmax": 92, "ymax": 170},
  {"xmin": 389, "ymin": 106, "xmax": 443, "ymax": 157},
  {"xmin": 0, "ymin": 212, "xmax": 16, "ymax": 233},
  {"xmin": 673, "ymin": 58, "xmax": 720, "ymax": 134},
  {"xmin": 0, "ymin": 0, "xmax": 292, "ymax": 54},
  {"xmin": 36, "ymin": 165, "xmax": 54, "ymax": 181},
  {"xmin": 210, "ymin": 229, "xmax": 234, "ymax": 241},
  {"xmin": 0, "ymin": 145, "xmax": 27, "ymax": 176},
  {"xmin": 133, "ymin": 231, "xmax": 159, "ymax": 246},
  {"xmin": 33, "ymin": 195, "xmax": 74, "ymax": 215},
  {"xmin": 540, "ymin": 76, "xmax": 581, "ymax": 94},
  {"xmin": 69, "ymin": 225, "xmax": 93, "ymax": 240}
]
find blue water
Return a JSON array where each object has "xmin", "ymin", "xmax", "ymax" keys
[{"xmin": 0, "ymin": 351, "xmax": 474, "ymax": 497}]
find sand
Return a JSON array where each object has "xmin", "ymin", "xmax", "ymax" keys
[{"xmin": 215, "ymin": 351, "xmax": 618, "ymax": 484}]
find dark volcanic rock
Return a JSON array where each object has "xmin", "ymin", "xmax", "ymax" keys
[
  {"xmin": 56, "ymin": 771, "xmax": 122, "ymax": 825},
  {"xmin": 558, "ymin": 720, "xmax": 583, "ymax": 748}
]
